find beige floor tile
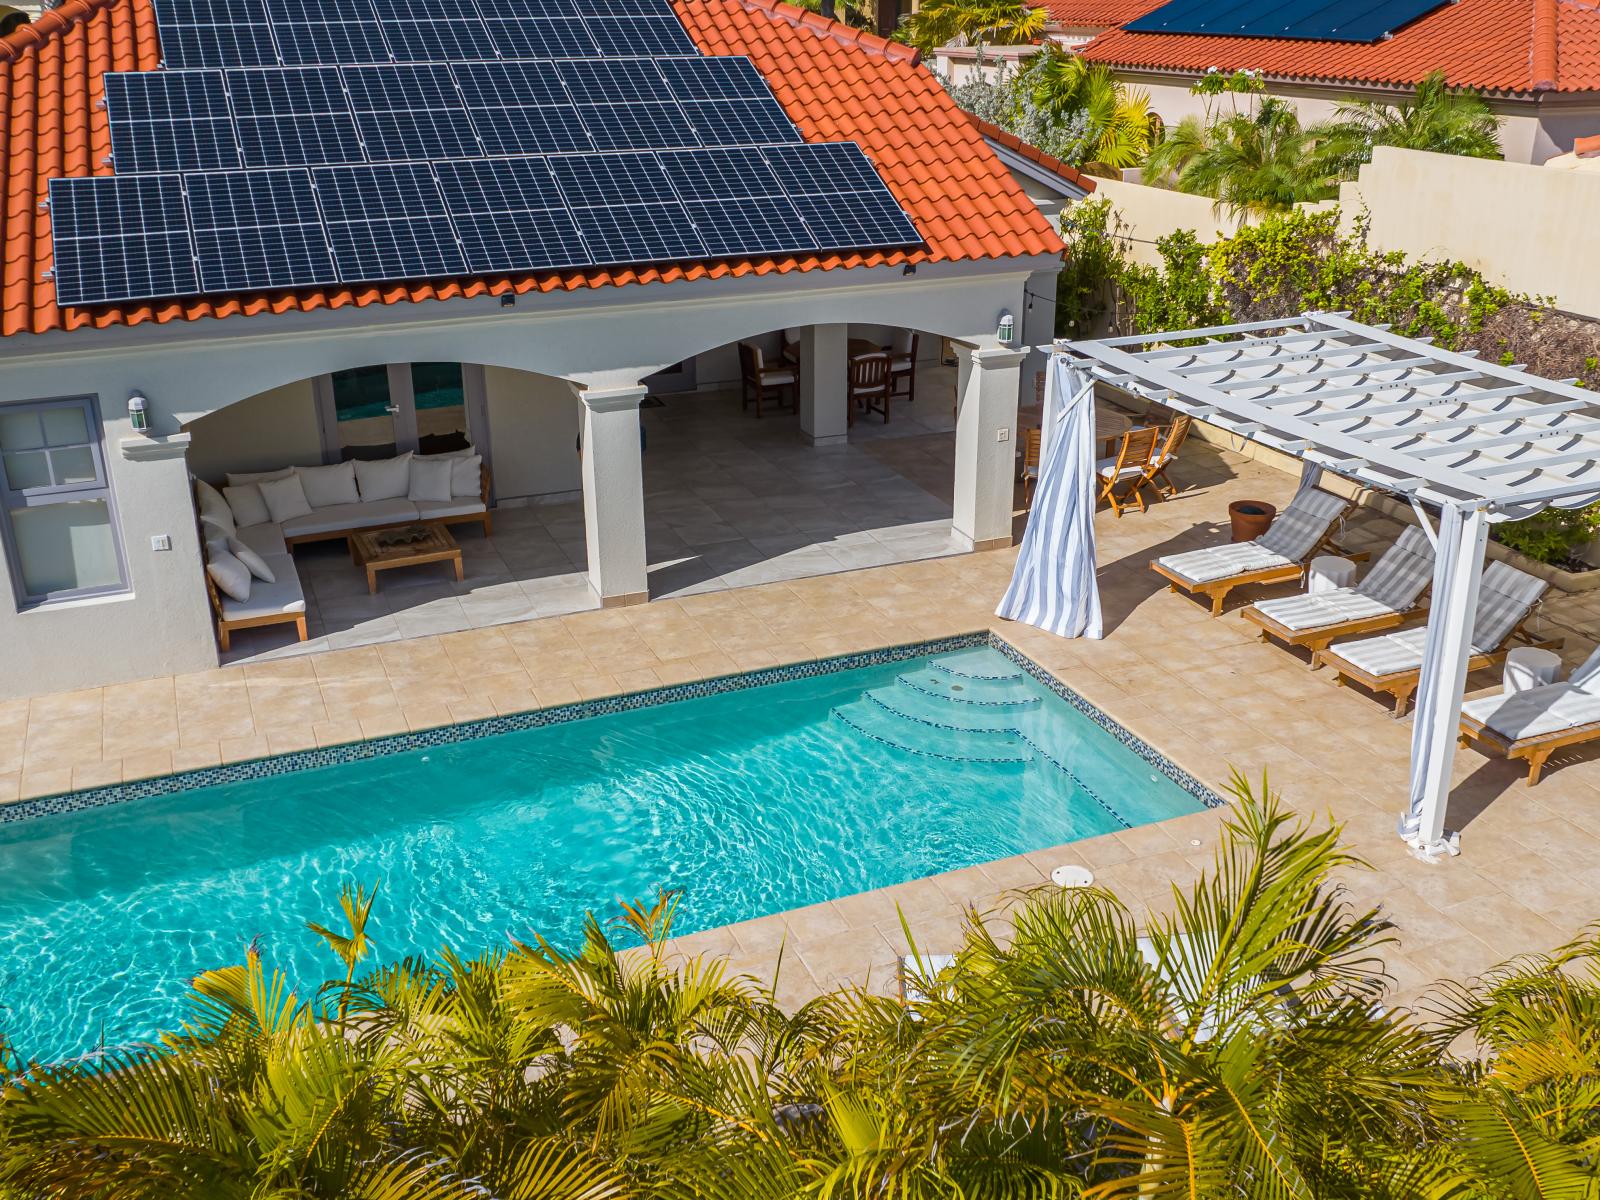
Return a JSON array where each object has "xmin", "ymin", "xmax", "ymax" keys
[{"xmin": 120, "ymin": 749, "xmax": 174, "ymax": 782}]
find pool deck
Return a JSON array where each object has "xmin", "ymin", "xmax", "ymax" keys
[{"xmin": 6, "ymin": 442, "xmax": 1600, "ymax": 1010}]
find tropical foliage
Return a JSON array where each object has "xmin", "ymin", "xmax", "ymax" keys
[
  {"xmin": 1319, "ymin": 70, "xmax": 1504, "ymax": 174},
  {"xmin": 0, "ymin": 780, "xmax": 1597, "ymax": 1196},
  {"xmin": 900, "ymin": 0, "xmax": 1046, "ymax": 52}
]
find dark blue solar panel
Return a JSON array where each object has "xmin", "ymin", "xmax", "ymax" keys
[
  {"xmin": 474, "ymin": 0, "xmax": 579, "ymax": 13},
  {"xmin": 469, "ymin": 105, "xmax": 591, "ymax": 155},
  {"xmin": 762, "ymin": 142, "xmax": 885, "ymax": 195},
  {"xmin": 47, "ymin": 175, "xmax": 198, "ymax": 304},
  {"xmin": 569, "ymin": 0, "xmax": 674, "ymax": 13},
  {"xmin": 573, "ymin": 204, "xmax": 705, "ymax": 264},
  {"xmin": 657, "ymin": 56, "xmax": 768, "ymax": 100},
  {"xmin": 226, "ymin": 67, "xmax": 367, "ymax": 166},
  {"xmin": 678, "ymin": 99, "xmax": 801, "ymax": 146},
  {"xmin": 185, "ymin": 168, "xmax": 338, "ymax": 290},
  {"xmin": 269, "ymin": 0, "xmax": 391, "ymax": 64},
  {"xmin": 104, "ymin": 70, "xmax": 241, "ymax": 173},
  {"xmin": 788, "ymin": 191, "xmax": 919, "ymax": 249},
  {"xmin": 483, "ymin": 16, "xmax": 598, "ymax": 56},
  {"xmin": 557, "ymin": 59, "xmax": 672, "ymax": 104},
  {"xmin": 547, "ymin": 151, "xmax": 664, "ymax": 206},
  {"xmin": 342, "ymin": 64, "xmax": 483, "ymax": 160},
  {"xmin": 151, "ymin": 0, "xmax": 278, "ymax": 67},
  {"xmin": 584, "ymin": 16, "xmax": 698, "ymax": 56},
  {"xmin": 686, "ymin": 197, "xmax": 816, "ymax": 257},
  {"xmin": 656, "ymin": 146, "xmax": 780, "ymax": 200},
  {"xmin": 1123, "ymin": 0, "xmax": 1447, "ymax": 40},
  {"xmin": 434, "ymin": 157, "xmax": 591, "ymax": 272},
  {"xmin": 576, "ymin": 103, "xmax": 697, "ymax": 151},
  {"xmin": 312, "ymin": 162, "xmax": 467, "ymax": 282},
  {"xmin": 371, "ymin": 0, "xmax": 497, "ymax": 61},
  {"xmin": 453, "ymin": 59, "xmax": 569, "ymax": 108}
]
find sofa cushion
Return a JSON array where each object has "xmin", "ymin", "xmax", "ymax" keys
[
  {"xmin": 296, "ymin": 461, "xmax": 360, "ymax": 509},
  {"xmin": 206, "ymin": 549, "xmax": 252, "ymax": 603},
  {"xmin": 414, "ymin": 498, "xmax": 486, "ymax": 521},
  {"xmin": 222, "ymin": 483, "xmax": 271, "ymax": 528},
  {"xmin": 226, "ymin": 467, "xmax": 294, "ymax": 488},
  {"xmin": 408, "ymin": 456, "xmax": 454, "ymax": 503},
  {"xmin": 227, "ymin": 535, "xmax": 277, "ymax": 583},
  {"xmin": 232, "ymin": 523, "xmax": 287, "ymax": 558},
  {"xmin": 260, "ymin": 473, "xmax": 314, "ymax": 525},
  {"xmin": 451, "ymin": 454, "xmax": 482, "ymax": 498},
  {"xmin": 355, "ymin": 453, "xmax": 413, "ymax": 502},
  {"xmin": 280, "ymin": 498, "xmax": 419, "ymax": 538},
  {"xmin": 219, "ymin": 572, "xmax": 306, "ymax": 621},
  {"xmin": 195, "ymin": 479, "xmax": 234, "ymax": 534}
]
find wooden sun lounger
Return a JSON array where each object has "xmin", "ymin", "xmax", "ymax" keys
[
  {"xmin": 1458, "ymin": 711, "xmax": 1600, "ymax": 786},
  {"xmin": 1242, "ymin": 602, "xmax": 1421, "ymax": 659},
  {"xmin": 1148, "ymin": 511, "xmax": 1364, "ymax": 617}
]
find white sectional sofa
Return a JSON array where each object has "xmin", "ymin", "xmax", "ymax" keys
[{"xmin": 193, "ymin": 450, "xmax": 492, "ymax": 650}]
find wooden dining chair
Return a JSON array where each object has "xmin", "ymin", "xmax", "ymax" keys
[
  {"xmin": 738, "ymin": 341, "xmax": 796, "ymax": 418},
  {"xmin": 1144, "ymin": 414, "xmax": 1192, "ymax": 498},
  {"xmin": 888, "ymin": 330, "xmax": 919, "ymax": 403},
  {"xmin": 1096, "ymin": 425, "xmax": 1162, "ymax": 516},
  {"xmin": 848, "ymin": 352, "xmax": 892, "ymax": 426},
  {"xmin": 1019, "ymin": 427, "xmax": 1042, "ymax": 509}
]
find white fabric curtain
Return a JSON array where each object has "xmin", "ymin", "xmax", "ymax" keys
[
  {"xmin": 996, "ymin": 356, "xmax": 1103, "ymax": 640},
  {"xmin": 1400, "ymin": 501, "xmax": 1489, "ymax": 856}
]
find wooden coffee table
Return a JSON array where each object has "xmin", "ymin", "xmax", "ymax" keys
[{"xmin": 351, "ymin": 525, "xmax": 463, "ymax": 594}]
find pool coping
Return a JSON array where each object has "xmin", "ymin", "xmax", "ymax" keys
[{"xmin": 3, "ymin": 632, "xmax": 1224, "ymax": 824}]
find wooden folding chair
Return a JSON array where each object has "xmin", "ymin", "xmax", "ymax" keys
[
  {"xmin": 1019, "ymin": 427, "xmax": 1041, "ymax": 509},
  {"xmin": 1096, "ymin": 426, "xmax": 1161, "ymax": 517},
  {"xmin": 1145, "ymin": 414, "xmax": 1192, "ymax": 498}
]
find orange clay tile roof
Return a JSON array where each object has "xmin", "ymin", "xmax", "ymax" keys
[
  {"xmin": 1030, "ymin": 0, "xmax": 1163, "ymax": 30},
  {"xmin": 971, "ymin": 117, "xmax": 1097, "ymax": 193},
  {"xmin": 0, "ymin": 0, "xmax": 1063, "ymax": 338},
  {"xmin": 1079, "ymin": 0, "xmax": 1600, "ymax": 95}
]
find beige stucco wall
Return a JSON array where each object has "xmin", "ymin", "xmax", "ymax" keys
[
  {"xmin": 483, "ymin": 366, "xmax": 582, "ymax": 503},
  {"xmin": 1089, "ymin": 175, "xmax": 1246, "ymax": 266},
  {"xmin": 183, "ymin": 379, "xmax": 322, "ymax": 483},
  {"xmin": 1341, "ymin": 146, "xmax": 1600, "ymax": 319}
]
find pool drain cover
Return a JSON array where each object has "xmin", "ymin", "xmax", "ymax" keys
[{"xmin": 1051, "ymin": 864, "xmax": 1094, "ymax": 889}]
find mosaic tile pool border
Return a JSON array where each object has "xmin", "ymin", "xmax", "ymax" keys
[{"xmin": 4, "ymin": 631, "xmax": 1222, "ymax": 823}]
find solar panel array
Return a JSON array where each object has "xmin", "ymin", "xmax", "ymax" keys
[
  {"xmin": 48, "ymin": 0, "xmax": 922, "ymax": 306},
  {"xmin": 1122, "ymin": 0, "xmax": 1450, "ymax": 42}
]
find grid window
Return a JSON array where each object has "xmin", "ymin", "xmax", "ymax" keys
[{"xmin": 0, "ymin": 399, "xmax": 127, "ymax": 605}]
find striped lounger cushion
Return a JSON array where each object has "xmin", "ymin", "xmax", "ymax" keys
[
  {"xmin": 1329, "ymin": 561, "xmax": 1548, "ymax": 678},
  {"xmin": 1250, "ymin": 525, "xmax": 1434, "ymax": 632},
  {"xmin": 1156, "ymin": 489, "xmax": 1347, "ymax": 585},
  {"xmin": 1462, "ymin": 685, "xmax": 1600, "ymax": 741}
]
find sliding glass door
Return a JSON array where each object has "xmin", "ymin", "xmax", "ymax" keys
[{"xmin": 320, "ymin": 363, "xmax": 482, "ymax": 462}]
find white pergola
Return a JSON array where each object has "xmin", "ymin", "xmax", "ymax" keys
[{"xmin": 1036, "ymin": 311, "xmax": 1600, "ymax": 859}]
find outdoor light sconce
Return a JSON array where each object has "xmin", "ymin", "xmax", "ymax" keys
[
  {"xmin": 997, "ymin": 311, "xmax": 1015, "ymax": 345},
  {"xmin": 127, "ymin": 391, "xmax": 150, "ymax": 434},
  {"xmin": 902, "ymin": 263, "xmax": 916, "ymax": 276},
  {"xmin": 500, "ymin": 294, "xmax": 516, "ymax": 308}
]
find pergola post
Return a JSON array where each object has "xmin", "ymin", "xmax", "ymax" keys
[{"xmin": 1400, "ymin": 501, "xmax": 1490, "ymax": 859}]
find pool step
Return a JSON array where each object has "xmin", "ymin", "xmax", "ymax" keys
[
  {"xmin": 863, "ymin": 687, "xmax": 1022, "ymax": 736},
  {"xmin": 832, "ymin": 700, "xmax": 1031, "ymax": 764},
  {"xmin": 929, "ymin": 653, "xmax": 1029, "ymax": 684},
  {"xmin": 896, "ymin": 669, "xmax": 1040, "ymax": 710}
]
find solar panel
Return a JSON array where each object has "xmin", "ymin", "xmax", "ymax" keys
[
  {"xmin": 268, "ymin": 0, "xmax": 391, "ymax": 65},
  {"xmin": 312, "ymin": 162, "xmax": 467, "ymax": 282},
  {"xmin": 342, "ymin": 64, "xmax": 483, "ymax": 160},
  {"xmin": 104, "ymin": 70, "xmax": 241, "ymax": 174},
  {"xmin": 185, "ymin": 167, "xmax": 338, "ymax": 291},
  {"xmin": 658, "ymin": 150, "xmax": 815, "ymax": 256},
  {"xmin": 1122, "ymin": 0, "xmax": 1448, "ymax": 40},
  {"xmin": 584, "ymin": 16, "xmax": 698, "ymax": 57},
  {"xmin": 369, "ymin": 0, "xmax": 497, "ymax": 62},
  {"xmin": 434, "ymin": 157, "xmax": 591, "ymax": 273},
  {"xmin": 576, "ymin": 103, "xmax": 698, "ymax": 151},
  {"xmin": 657, "ymin": 56, "xmax": 769, "ymax": 100},
  {"xmin": 678, "ymin": 99, "xmax": 801, "ymax": 146},
  {"xmin": 453, "ymin": 61, "xmax": 592, "ymax": 155},
  {"xmin": 556, "ymin": 59, "xmax": 672, "ymax": 104},
  {"xmin": 226, "ymin": 67, "xmax": 367, "ymax": 166},
  {"xmin": 762, "ymin": 142, "xmax": 888, "ymax": 195},
  {"xmin": 47, "ymin": 175, "xmax": 199, "ymax": 305},
  {"xmin": 761, "ymin": 144, "xmax": 920, "ymax": 249},
  {"xmin": 150, "ymin": 0, "xmax": 278, "ymax": 68},
  {"xmin": 483, "ymin": 16, "xmax": 597, "ymax": 57},
  {"xmin": 568, "ymin": 0, "xmax": 676, "ymax": 14},
  {"xmin": 547, "ymin": 152, "xmax": 706, "ymax": 264}
]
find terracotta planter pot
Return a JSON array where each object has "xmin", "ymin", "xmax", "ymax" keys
[{"xmin": 1228, "ymin": 500, "xmax": 1277, "ymax": 543}]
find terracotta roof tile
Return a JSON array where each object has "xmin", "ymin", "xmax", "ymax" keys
[
  {"xmin": 0, "ymin": 0, "xmax": 1062, "ymax": 337},
  {"xmin": 1080, "ymin": 0, "xmax": 1600, "ymax": 95},
  {"xmin": 971, "ymin": 117, "xmax": 1097, "ymax": 193},
  {"xmin": 1031, "ymin": 0, "xmax": 1162, "ymax": 29}
]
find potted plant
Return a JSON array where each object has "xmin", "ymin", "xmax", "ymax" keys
[{"xmin": 1228, "ymin": 499, "xmax": 1276, "ymax": 542}]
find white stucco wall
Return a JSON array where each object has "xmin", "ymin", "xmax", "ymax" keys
[
  {"xmin": 483, "ymin": 366, "xmax": 582, "ymax": 503},
  {"xmin": 184, "ymin": 379, "xmax": 322, "ymax": 482},
  {"xmin": 1089, "ymin": 175, "xmax": 1246, "ymax": 266}
]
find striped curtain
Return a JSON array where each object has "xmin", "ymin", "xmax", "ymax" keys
[{"xmin": 996, "ymin": 356, "xmax": 1103, "ymax": 640}]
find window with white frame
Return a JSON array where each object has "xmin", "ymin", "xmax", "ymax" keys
[{"xmin": 0, "ymin": 398, "xmax": 127, "ymax": 605}]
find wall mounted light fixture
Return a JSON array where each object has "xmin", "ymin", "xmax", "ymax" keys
[
  {"xmin": 997, "ymin": 311, "xmax": 1015, "ymax": 345},
  {"xmin": 127, "ymin": 391, "xmax": 149, "ymax": 433}
]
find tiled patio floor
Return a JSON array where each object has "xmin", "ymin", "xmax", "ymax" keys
[
  {"xmin": 224, "ymin": 377, "xmax": 961, "ymax": 663},
  {"xmin": 5, "ymin": 439, "xmax": 1600, "ymax": 1011}
]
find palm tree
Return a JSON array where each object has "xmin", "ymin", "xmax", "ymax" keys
[
  {"xmin": 1319, "ymin": 71, "xmax": 1503, "ymax": 176},
  {"xmin": 1026, "ymin": 52, "xmax": 1157, "ymax": 170},
  {"xmin": 1146, "ymin": 98, "xmax": 1342, "ymax": 215},
  {"xmin": 901, "ymin": 0, "xmax": 1046, "ymax": 53}
]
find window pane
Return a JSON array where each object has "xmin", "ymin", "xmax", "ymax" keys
[
  {"xmin": 40, "ymin": 405, "xmax": 90, "ymax": 447},
  {"xmin": 50, "ymin": 446, "xmax": 98, "ymax": 486},
  {"xmin": 11, "ymin": 499, "xmax": 122, "ymax": 598},
  {"xmin": 411, "ymin": 361, "xmax": 469, "ymax": 455},
  {"xmin": 2, "ymin": 450, "xmax": 52, "ymax": 491},
  {"xmin": 331, "ymin": 365, "xmax": 397, "ymax": 461},
  {"xmin": 0, "ymin": 410, "xmax": 43, "ymax": 452}
]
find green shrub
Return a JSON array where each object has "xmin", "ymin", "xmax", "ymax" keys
[{"xmin": 1494, "ymin": 505, "xmax": 1600, "ymax": 566}]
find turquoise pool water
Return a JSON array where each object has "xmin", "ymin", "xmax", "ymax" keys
[{"xmin": 0, "ymin": 645, "xmax": 1202, "ymax": 1062}]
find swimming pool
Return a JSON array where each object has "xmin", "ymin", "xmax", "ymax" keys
[{"xmin": 0, "ymin": 638, "xmax": 1212, "ymax": 1062}]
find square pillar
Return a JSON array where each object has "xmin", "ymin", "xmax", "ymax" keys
[
  {"xmin": 799, "ymin": 323, "xmax": 849, "ymax": 446},
  {"xmin": 953, "ymin": 345, "xmax": 1027, "ymax": 551},
  {"xmin": 578, "ymin": 384, "xmax": 649, "ymax": 608}
]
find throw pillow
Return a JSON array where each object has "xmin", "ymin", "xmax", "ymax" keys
[
  {"xmin": 227, "ymin": 536, "xmax": 277, "ymax": 584},
  {"xmin": 222, "ymin": 483, "xmax": 271, "ymax": 528},
  {"xmin": 206, "ymin": 549, "xmax": 252, "ymax": 603},
  {"xmin": 354, "ymin": 453, "xmax": 413, "ymax": 502},
  {"xmin": 296, "ymin": 461, "xmax": 359, "ymax": 509},
  {"xmin": 408, "ymin": 456, "xmax": 454, "ymax": 503},
  {"xmin": 194, "ymin": 479, "xmax": 234, "ymax": 534},
  {"xmin": 259, "ymin": 473, "xmax": 313, "ymax": 525},
  {"xmin": 225, "ymin": 467, "xmax": 294, "ymax": 488},
  {"xmin": 450, "ymin": 454, "xmax": 482, "ymax": 498}
]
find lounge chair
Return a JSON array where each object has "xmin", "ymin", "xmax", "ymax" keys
[
  {"xmin": 1150, "ymin": 488, "xmax": 1354, "ymax": 616},
  {"xmin": 1459, "ymin": 648, "xmax": 1600, "ymax": 785},
  {"xmin": 1240, "ymin": 525, "xmax": 1435, "ymax": 658},
  {"xmin": 1314, "ymin": 561, "xmax": 1556, "ymax": 718}
]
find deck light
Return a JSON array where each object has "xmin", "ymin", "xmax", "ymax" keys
[{"xmin": 1050, "ymin": 864, "xmax": 1094, "ymax": 888}]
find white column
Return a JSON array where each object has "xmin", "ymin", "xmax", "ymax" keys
[
  {"xmin": 578, "ymin": 383, "xmax": 648, "ymax": 608},
  {"xmin": 953, "ymin": 344, "xmax": 1027, "ymax": 551},
  {"xmin": 1400, "ymin": 501, "xmax": 1490, "ymax": 859},
  {"xmin": 799, "ymin": 323, "xmax": 848, "ymax": 447}
]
